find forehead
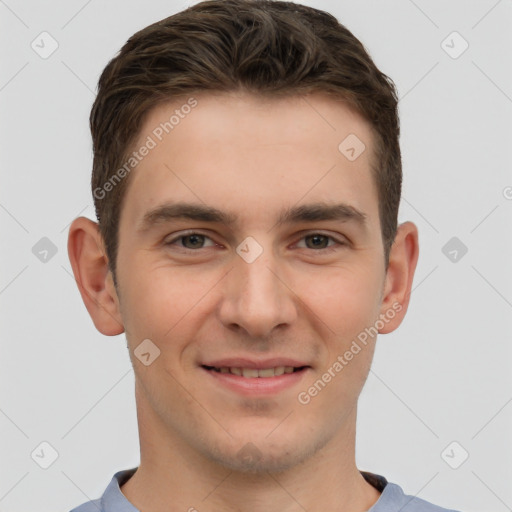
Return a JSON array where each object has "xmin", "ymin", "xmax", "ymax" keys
[{"xmin": 120, "ymin": 91, "xmax": 379, "ymax": 231}]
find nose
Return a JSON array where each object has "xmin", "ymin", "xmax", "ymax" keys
[{"xmin": 217, "ymin": 248, "xmax": 297, "ymax": 339}]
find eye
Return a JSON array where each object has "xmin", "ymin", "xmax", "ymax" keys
[
  {"xmin": 164, "ymin": 231, "xmax": 346, "ymax": 253},
  {"xmin": 295, "ymin": 233, "xmax": 345, "ymax": 251},
  {"xmin": 165, "ymin": 232, "xmax": 217, "ymax": 250}
]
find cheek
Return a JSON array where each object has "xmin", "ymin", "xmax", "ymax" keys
[
  {"xmin": 118, "ymin": 259, "xmax": 222, "ymax": 352},
  {"xmin": 295, "ymin": 264, "xmax": 382, "ymax": 336},
  {"xmin": 118, "ymin": 248, "xmax": 384, "ymax": 357},
  {"xmin": 117, "ymin": 259, "xmax": 177, "ymax": 340}
]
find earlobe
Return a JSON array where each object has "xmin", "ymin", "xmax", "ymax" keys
[
  {"xmin": 378, "ymin": 221, "xmax": 419, "ymax": 334},
  {"xmin": 67, "ymin": 217, "xmax": 124, "ymax": 336}
]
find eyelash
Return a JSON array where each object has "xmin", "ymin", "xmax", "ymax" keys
[{"xmin": 164, "ymin": 230, "xmax": 347, "ymax": 254}]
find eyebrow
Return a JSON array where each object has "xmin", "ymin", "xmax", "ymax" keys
[{"xmin": 137, "ymin": 201, "xmax": 367, "ymax": 233}]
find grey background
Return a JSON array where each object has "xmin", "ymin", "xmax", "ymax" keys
[{"xmin": 1, "ymin": 0, "xmax": 511, "ymax": 511}]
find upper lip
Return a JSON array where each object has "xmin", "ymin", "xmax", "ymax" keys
[{"xmin": 201, "ymin": 358, "xmax": 310, "ymax": 369}]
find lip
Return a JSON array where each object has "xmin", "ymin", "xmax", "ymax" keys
[
  {"xmin": 201, "ymin": 357, "xmax": 309, "ymax": 369},
  {"xmin": 200, "ymin": 358, "xmax": 311, "ymax": 396}
]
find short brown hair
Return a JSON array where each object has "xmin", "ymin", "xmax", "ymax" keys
[{"xmin": 90, "ymin": 0, "xmax": 401, "ymax": 283}]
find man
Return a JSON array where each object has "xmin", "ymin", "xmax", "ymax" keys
[{"xmin": 67, "ymin": 1, "xmax": 460, "ymax": 510}]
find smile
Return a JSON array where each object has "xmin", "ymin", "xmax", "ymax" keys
[
  {"xmin": 201, "ymin": 364, "xmax": 310, "ymax": 395},
  {"xmin": 203, "ymin": 365, "xmax": 307, "ymax": 378}
]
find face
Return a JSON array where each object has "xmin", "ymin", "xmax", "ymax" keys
[{"xmin": 113, "ymin": 91, "xmax": 395, "ymax": 472}]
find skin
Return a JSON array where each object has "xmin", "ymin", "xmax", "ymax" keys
[{"xmin": 68, "ymin": 91, "xmax": 419, "ymax": 512}]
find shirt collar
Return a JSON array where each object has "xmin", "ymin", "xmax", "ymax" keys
[
  {"xmin": 100, "ymin": 467, "xmax": 396, "ymax": 512},
  {"xmin": 101, "ymin": 468, "xmax": 139, "ymax": 512}
]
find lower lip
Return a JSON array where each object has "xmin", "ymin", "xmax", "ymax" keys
[{"xmin": 202, "ymin": 367, "xmax": 309, "ymax": 396}]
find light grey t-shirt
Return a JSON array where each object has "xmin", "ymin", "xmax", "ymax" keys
[{"xmin": 70, "ymin": 468, "xmax": 461, "ymax": 512}]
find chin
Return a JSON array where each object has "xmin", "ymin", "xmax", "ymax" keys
[{"xmin": 204, "ymin": 433, "xmax": 328, "ymax": 475}]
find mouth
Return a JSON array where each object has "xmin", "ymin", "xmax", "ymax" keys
[
  {"xmin": 200, "ymin": 361, "xmax": 310, "ymax": 395},
  {"xmin": 202, "ymin": 365, "xmax": 308, "ymax": 378}
]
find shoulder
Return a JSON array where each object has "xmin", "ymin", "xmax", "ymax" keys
[
  {"xmin": 67, "ymin": 468, "xmax": 138, "ymax": 512},
  {"xmin": 69, "ymin": 498, "xmax": 103, "ymax": 512},
  {"xmin": 376, "ymin": 480, "xmax": 462, "ymax": 512},
  {"xmin": 361, "ymin": 472, "xmax": 461, "ymax": 512}
]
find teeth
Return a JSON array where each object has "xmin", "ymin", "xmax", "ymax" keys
[
  {"xmin": 258, "ymin": 368, "xmax": 276, "ymax": 378},
  {"xmin": 242, "ymin": 368, "xmax": 259, "ymax": 378},
  {"xmin": 211, "ymin": 365, "xmax": 299, "ymax": 378}
]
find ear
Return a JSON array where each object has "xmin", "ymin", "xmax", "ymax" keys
[
  {"xmin": 67, "ymin": 217, "xmax": 124, "ymax": 336},
  {"xmin": 378, "ymin": 221, "xmax": 419, "ymax": 334}
]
